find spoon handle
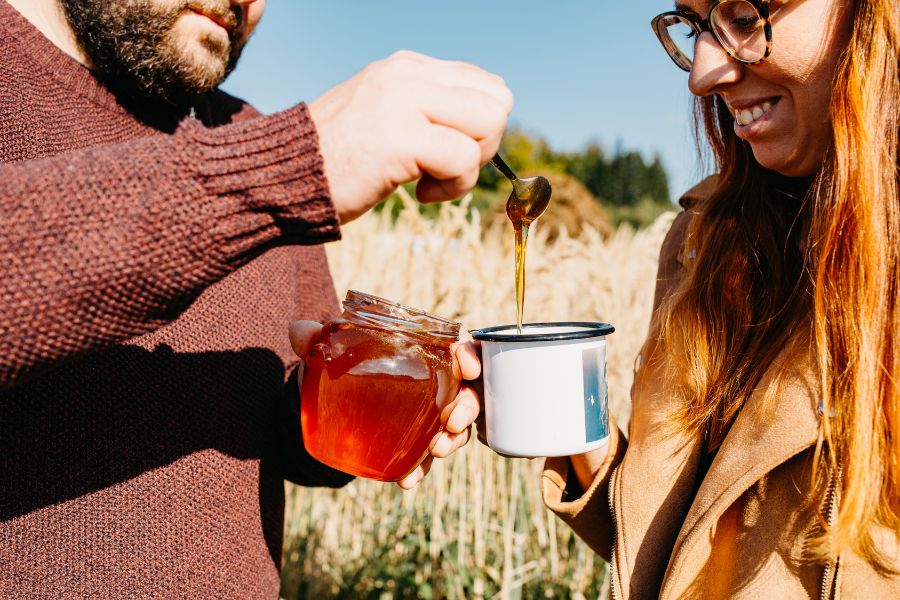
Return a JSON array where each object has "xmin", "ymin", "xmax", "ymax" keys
[{"xmin": 490, "ymin": 153, "xmax": 518, "ymax": 183}]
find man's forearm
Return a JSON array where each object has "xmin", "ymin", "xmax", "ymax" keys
[{"xmin": 0, "ymin": 104, "xmax": 339, "ymax": 390}]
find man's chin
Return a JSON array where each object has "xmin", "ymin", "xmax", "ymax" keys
[
  {"xmin": 155, "ymin": 40, "xmax": 232, "ymax": 105},
  {"xmin": 183, "ymin": 48, "xmax": 230, "ymax": 86},
  {"xmin": 60, "ymin": 0, "xmax": 242, "ymax": 109}
]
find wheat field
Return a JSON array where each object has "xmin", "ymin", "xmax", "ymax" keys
[{"xmin": 280, "ymin": 191, "xmax": 676, "ymax": 599}]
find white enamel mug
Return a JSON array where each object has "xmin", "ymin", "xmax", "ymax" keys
[{"xmin": 471, "ymin": 322, "xmax": 615, "ymax": 457}]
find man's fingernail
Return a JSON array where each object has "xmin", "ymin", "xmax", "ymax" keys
[
  {"xmin": 447, "ymin": 408, "xmax": 474, "ymax": 433},
  {"xmin": 433, "ymin": 434, "xmax": 452, "ymax": 456}
]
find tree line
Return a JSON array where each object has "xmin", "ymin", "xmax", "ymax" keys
[
  {"xmin": 383, "ymin": 128, "xmax": 674, "ymax": 229},
  {"xmin": 478, "ymin": 128, "xmax": 672, "ymax": 228}
]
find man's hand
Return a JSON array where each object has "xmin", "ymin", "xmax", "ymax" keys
[
  {"xmin": 398, "ymin": 337, "xmax": 482, "ymax": 490},
  {"xmin": 288, "ymin": 320, "xmax": 483, "ymax": 490},
  {"xmin": 309, "ymin": 51, "xmax": 513, "ymax": 224}
]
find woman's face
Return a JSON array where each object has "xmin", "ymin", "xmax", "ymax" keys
[{"xmin": 684, "ymin": 0, "xmax": 854, "ymax": 177}]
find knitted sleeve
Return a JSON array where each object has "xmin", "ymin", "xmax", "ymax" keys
[{"xmin": 0, "ymin": 103, "xmax": 340, "ymax": 390}]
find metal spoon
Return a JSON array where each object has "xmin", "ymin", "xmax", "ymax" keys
[{"xmin": 489, "ymin": 153, "xmax": 552, "ymax": 225}]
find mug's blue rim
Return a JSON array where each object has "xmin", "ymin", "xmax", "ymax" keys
[{"xmin": 470, "ymin": 322, "xmax": 615, "ymax": 343}]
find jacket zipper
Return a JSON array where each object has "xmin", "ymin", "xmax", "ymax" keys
[
  {"xmin": 609, "ymin": 471, "xmax": 620, "ymax": 600},
  {"xmin": 819, "ymin": 463, "xmax": 842, "ymax": 600}
]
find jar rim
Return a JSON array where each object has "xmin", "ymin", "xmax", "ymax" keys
[{"xmin": 343, "ymin": 290, "xmax": 461, "ymax": 339}]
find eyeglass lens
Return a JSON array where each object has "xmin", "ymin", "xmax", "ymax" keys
[{"xmin": 661, "ymin": 0, "xmax": 766, "ymax": 69}]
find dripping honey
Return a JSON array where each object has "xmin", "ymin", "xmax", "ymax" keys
[{"xmin": 513, "ymin": 218, "xmax": 531, "ymax": 334}]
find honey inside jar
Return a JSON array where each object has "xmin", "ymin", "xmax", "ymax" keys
[{"xmin": 300, "ymin": 291, "xmax": 460, "ymax": 482}]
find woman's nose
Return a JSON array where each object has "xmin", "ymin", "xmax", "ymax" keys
[{"xmin": 688, "ymin": 31, "xmax": 742, "ymax": 97}]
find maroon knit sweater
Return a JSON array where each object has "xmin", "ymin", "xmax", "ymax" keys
[{"xmin": 0, "ymin": 3, "xmax": 354, "ymax": 597}]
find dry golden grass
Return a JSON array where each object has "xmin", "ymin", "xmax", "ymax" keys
[{"xmin": 280, "ymin": 191, "xmax": 675, "ymax": 599}]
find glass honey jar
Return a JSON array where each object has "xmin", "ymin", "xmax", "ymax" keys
[{"xmin": 300, "ymin": 290, "xmax": 461, "ymax": 481}]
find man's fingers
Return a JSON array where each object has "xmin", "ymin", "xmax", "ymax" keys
[
  {"xmin": 386, "ymin": 51, "xmax": 513, "ymax": 113},
  {"xmin": 477, "ymin": 130, "xmax": 505, "ymax": 164},
  {"xmin": 414, "ymin": 125, "xmax": 483, "ymax": 203},
  {"xmin": 416, "ymin": 84, "xmax": 510, "ymax": 147},
  {"xmin": 443, "ymin": 385, "xmax": 481, "ymax": 433},
  {"xmin": 452, "ymin": 340, "xmax": 482, "ymax": 381},
  {"xmin": 430, "ymin": 428, "xmax": 472, "ymax": 459},
  {"xmin": 397, "ymin": 455, "xmax": 433, "ymax": 490},
  {"xmin": 311, "ymin": 49, "xmax": 511, "ymax": 220},
  {"xmin": 416, "ymin": 123, "xmax": 482, "ymax": 182},
  {"xmin": 416, "ymin": 175, "xmax": 465, "ymax": 204},
  {"xmin": 288, "ymin": 320, "xmax": 323, "ymax": 358}
]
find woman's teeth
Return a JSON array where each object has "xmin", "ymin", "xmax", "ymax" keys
[{"xmin": 734, "ymin": 100, "xmax": 773, "ymax": 126}]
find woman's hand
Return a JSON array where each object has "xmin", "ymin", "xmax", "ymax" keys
[
  {"xmin": 397, "ymin": 337, "xmax": 483, "ymax": 489},
  {"xmin": 569, "ymin": 443, "xmax": 612, "ymax": 493}
]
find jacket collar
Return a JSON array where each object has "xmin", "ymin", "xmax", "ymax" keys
[{"xmin": 661, "ymin": 347, "xmax": 821, "ymax": 597}]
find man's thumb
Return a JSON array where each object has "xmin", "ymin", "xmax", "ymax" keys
[{"xmin": 288, "ymin": 320, "xmax": 324, "ymax": 358}]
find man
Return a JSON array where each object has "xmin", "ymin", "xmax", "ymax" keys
[{"xmin": 0, "ymin": 0, "xmax": 507, "ymax": 596}]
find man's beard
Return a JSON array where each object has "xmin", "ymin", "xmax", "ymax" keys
[{"xmin": 60, "ymin": 0, "xmax": 248, "ymax": 108}]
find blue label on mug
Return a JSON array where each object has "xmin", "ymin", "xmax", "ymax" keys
[{"xmin": 582, "ymin": 347, "xmax": 608, "ymax": 443}]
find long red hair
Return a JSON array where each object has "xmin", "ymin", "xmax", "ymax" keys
[{"xmin": 661, "ymin": 0, "xmax": 899, "ymax": 562}]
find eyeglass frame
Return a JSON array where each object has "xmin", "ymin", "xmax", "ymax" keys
[{"xmin": 651, "ymin": 0, "xmax": 773, "ymax": 72}]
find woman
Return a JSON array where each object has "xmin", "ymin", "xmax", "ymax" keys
[{"xmin": 537, "ymin": 0, "xmax": 899, "ymax": 598}]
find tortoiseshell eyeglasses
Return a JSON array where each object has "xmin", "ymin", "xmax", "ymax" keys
[{"xmin": 651, "ymin": 0, "xmax": 773, "ymax": 71}]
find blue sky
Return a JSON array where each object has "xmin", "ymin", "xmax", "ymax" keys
[{"xmin": 222, "ymin": 1, "xmax": 706, "ymax": 201}]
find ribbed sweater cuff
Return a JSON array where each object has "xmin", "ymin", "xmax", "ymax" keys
[{"xmin": 185, "ymin": 103, "xmax": 340, "ymax": 266}]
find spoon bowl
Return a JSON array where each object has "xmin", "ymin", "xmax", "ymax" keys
[
  {"xmin": 507, "ymin": 175, "xmax": 552, "ymax": 225},
  {"xmin": 490, "ymin": 153, "xmax": 552, "ymax": 226}
]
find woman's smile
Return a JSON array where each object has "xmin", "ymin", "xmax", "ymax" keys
[{"xmin": 725, "ymin": 95, "xmax": 780, "ymax": 139}]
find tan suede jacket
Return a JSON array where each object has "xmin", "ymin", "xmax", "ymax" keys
[{"xmin": 543, "ymin": 180, "xmax": 900, "ymax": 599}]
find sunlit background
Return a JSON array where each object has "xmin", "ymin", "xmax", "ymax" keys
[
  {"xmin": 223, "ymin": 0, "xmax": 706, "ymax": 200},
  {"xmin": 221, "ymin": 4, "xmax": 697, "ymax": 596}
]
